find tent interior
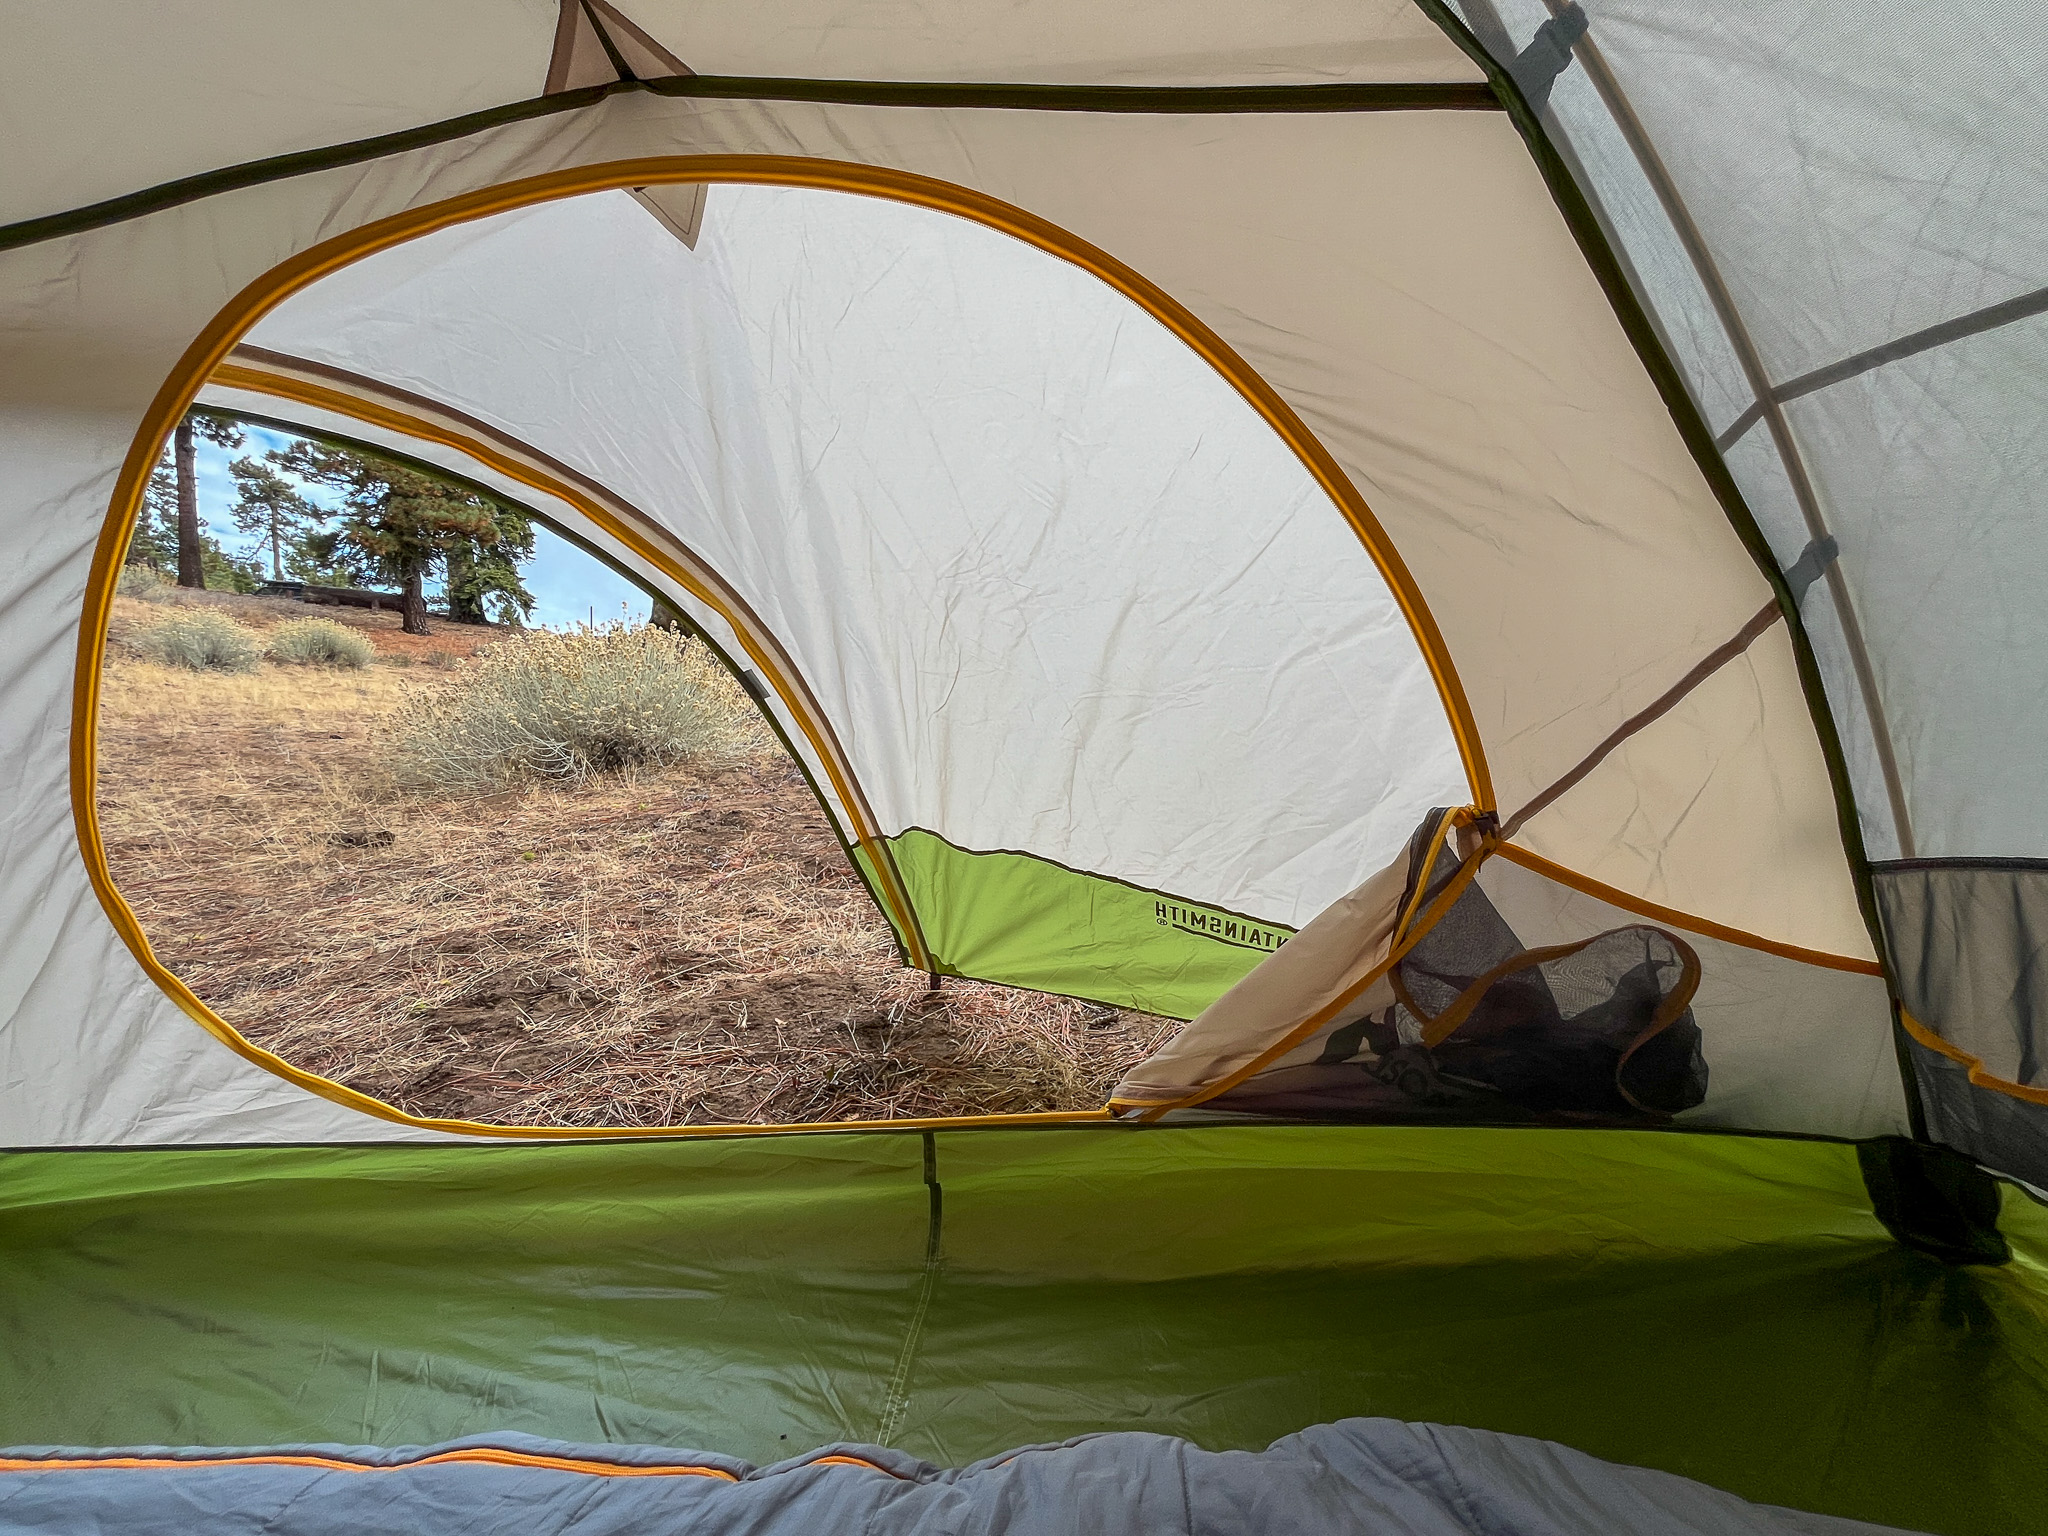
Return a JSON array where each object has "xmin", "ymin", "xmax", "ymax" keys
[{"xmin": 3, "ymin": 2, "xmax": 2046, "ymax": 1532}]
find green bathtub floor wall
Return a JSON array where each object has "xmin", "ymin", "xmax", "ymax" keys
[{"xmin": 2, "ymin": 1124, "xmax": 2044, "ymax": 1534}]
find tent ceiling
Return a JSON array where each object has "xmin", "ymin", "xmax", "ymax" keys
[
  {"xmin": 0, "ymin": 0, "xmax": 1482, "ymax": 232},
  {"xmin": 1456, "ymin": 0, "xmax": 2048, "ymax": 865}
]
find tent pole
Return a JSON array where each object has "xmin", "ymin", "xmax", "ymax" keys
[
  {"xmin": 1419, "ymin": 0, "xmax": 1945, "ymax": 1165},
  {"xmin": 1529, "ymin": 0, "xmax": 1916, "ymax": 862}
]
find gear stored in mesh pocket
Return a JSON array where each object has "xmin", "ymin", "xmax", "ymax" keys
[{"xmin": 1214, "ymin": 810, "xmax": 1709, "ymax": 1123}]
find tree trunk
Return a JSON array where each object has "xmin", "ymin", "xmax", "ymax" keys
[
  {"xmin": 268, "ymin": 510, "xmax": 284, "ymax": 580},
  {"xmin": 401, "ymin": 563, "xmax": 431, "ymax": 635},
  {"xmin": 174, "ymin": 417, "xmax": 204, "ymax": 589}
]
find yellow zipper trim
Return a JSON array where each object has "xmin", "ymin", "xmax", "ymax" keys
[
  {"xmin": 0, "ymin": 1446, "xmax": 904, "ymax": 1479},
  {"xmin": 74, "ymin": 154, "xmax": 1491, "ymax": 1140},
  {"xmin": 1898, "ymin": 1008, "xmax": 2048, "ymax": 1107},
  {"xmin": 207, "ymin": 354, "xmax": 932, "ymax": 973}
]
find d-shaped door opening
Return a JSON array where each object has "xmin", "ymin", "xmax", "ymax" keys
[{"xmin": 86, "ymin": 168, "xmax": 1471, "ymax": 1133}]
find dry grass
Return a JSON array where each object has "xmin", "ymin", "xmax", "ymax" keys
[
  {"xmin": 130, "ymin": 608, "xmax": 264, "ymax": 672},
  {"xmin": 388, "ymin": 624, "xmax": 769, "ymax": 791},
  {"xmin": 95, "ymin": 592, "xmax": 1173, "ymax": 1127},
  {"xmin": 268, "ymin": 617, "xmax": 377, "ymax": 669}
]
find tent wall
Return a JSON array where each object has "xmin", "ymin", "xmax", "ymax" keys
[
  {"xmin": 230, "ymin": 185, "xmax": 1464, "ymax": 947},
  {"xmin": 1441, "ymin": 1, "xmax": 2048, "ymax": 1183},
  {"xmin": 1875, "ymin": 863, "xmax": 2048, "ymax": 1183},
  {"xmin": 194, "ymin": 371, "xmax": 1320, "ymax": 1022},
  {"xmin": 4, "ymin": 44, "xmax": 1877, "ymax": 1141}
]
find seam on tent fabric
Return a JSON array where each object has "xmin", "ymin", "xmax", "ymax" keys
[
  {"xmin": 1520, "ymin": 4, "xmax": 1915, "ymax": 862},
  {"xmin": 1870, "ymin": 857, "xmax": 2048, "ymax": 875},
  {"xmin": 1413, "ymin": 1, "xmax": 1921, "ymax": 1137},
  {"xmin": 198, "ymin": 392, "xmax": 910, "ymax": 972},
  {"xmin": 545, "ymin": 0, "xmax": 587, "ymax": 94},
  {"xmin": 0, "ymin": 81, "xmax": 1502, "ymax": 254},
  {"xmin": 875, "ymin": 1130, "xmax": 945, "ymax": 1445},
  {"xmin": 0, "ymin": 1447, "xmax": 901, "ymax": 1479},
  {"xmin": 204, "ymin": 354, "xmax": 932, "ymax": 972},
  {"xmin": 1122, "ymin": 817, "xmax": 1499, "ymax": 1117},
  {"xmin": 1715, "ymin": 280, "xmax": 2048, "ymax": 451},
  {"xmin": 588, "ymin": 1, "xmax": 697, "ymax": 82},
  {"xmin": 0, "ymin": 1122, "xmax": 1905, "ymax": 1157},
  {"xmin": 635, "ymin": 76, "xmax": 1501, "ymax": 113},
  {"xmin": 74, "ymin": 153, "xmax": 1489, "ymax": 1135},
  {"xmin": 1898, "ymin": 1012, "xmax": 2048, "ymax": 1108},
  {"xmin": 1492, "ymin": 844, "xmax": 1881, "ymax": 975},
  {"xmin": 1501, "ymin": 599, "xmax": 1781, "ymax": 838}
]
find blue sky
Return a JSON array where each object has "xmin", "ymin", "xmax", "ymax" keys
[{"xmin": 186, "ymin": 426, "xmax": 651, "ymax": 629}]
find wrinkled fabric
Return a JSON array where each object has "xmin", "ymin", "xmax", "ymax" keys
[{"xmin": 0, "ymin": 1423, "xmax": 1920, "ymax": 1536}]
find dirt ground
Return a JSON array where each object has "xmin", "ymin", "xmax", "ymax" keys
[{"xmin": 95, "ymin": 589, "xmax": 1174, "ymax": 1127}]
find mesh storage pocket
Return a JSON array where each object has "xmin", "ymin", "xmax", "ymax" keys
[{"xmin": 1215, "ymin": 811, "xmax": 1709, "ymax": 1123}]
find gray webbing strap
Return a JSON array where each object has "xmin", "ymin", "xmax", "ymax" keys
[
  {"xmin": 1783, "ymin": 534, "xmax": 1840, "ymax": 606},
  {"xmin": 1509, "ymin": 3, "xmax": 1589, "ymax": 110}
]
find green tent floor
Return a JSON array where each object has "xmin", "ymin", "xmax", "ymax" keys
[{"xmin": 3, "ymin": 1125, "xmax": 2043, "ymax": 1534}]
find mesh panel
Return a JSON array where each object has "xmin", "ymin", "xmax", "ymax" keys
[
  {"xmin": 1877, "ymin": 863, "xmax": 2048, "ymax": 1186},
  {"xmin": 1217, "ymin": 810, "xmax": 1708, "ymax": 1122},
  {"xmin": 1906, "ymin": 1037, "xmax": 2048, "ymax": 1194}
]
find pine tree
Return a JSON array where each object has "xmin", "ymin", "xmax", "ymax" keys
[
  {"xmin": 226, "ymin": 456, "xmax": 322, "ymax": 581},
  {"xmin": 269, "ymin": 441, "xmax": 531, "ymax": 635},
  {"xmin": 133, "ymin": 449, "xmax": 261, "ymax": 591},
  {"xmin": 172, "ymin": 410, "xmax": 245, "ymax": 589},
  {"xmin": 445, "ymin": 504, "xmax": 537, "ymax": 625}
]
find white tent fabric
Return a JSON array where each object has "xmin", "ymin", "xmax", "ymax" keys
[
  {"xmin": 645, "ymin": 0, "xmax": 1483, "ymax": 85},
  {"xmin": 233, "ymin": 186, "xmax": 1464, "ymax": 927},
  {"xmin": 1432, "ymin": 0, "xmax": 2048, "ymax": 1182},
  {"xmin": 0, "ymin": 3, "xmax": 1927, "ymax": 1145},
  {"xmin": 0, "ymin": 1, "xmax": 1482, "ymax": 231},
  {"xmin": 1459, "ymin": 0, "xmax": 2048, "ymax": 864}
]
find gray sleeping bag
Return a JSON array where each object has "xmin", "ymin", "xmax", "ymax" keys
[{"xmin": 0, "ymin": 1419, "xmax": 1920, "ymax": 1534}]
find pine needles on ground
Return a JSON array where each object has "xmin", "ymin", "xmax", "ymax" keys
[{"xmin": 95, "ymin": 595, "xmax": 1171, "ymax": 1128}]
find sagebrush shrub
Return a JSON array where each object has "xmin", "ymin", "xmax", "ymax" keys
[
  {"xmin": 134, "ymin": 609, "xmax": 262, "ymax": 672},
  {"xmin": 268, "ymin": 617, "xmax": 375, "ymax": 669},
  {"xmin": 117, "ymin": 564, "xmax": 176, "ymax": 602},
  {"xmin": 386, "ymin": 623, "xmax": 766, "ymax": 790}
]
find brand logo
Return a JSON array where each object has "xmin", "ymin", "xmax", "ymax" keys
[{"xmin": 1155, "ymin": 901, "xmax": 1288, "ymax": 954}]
